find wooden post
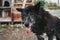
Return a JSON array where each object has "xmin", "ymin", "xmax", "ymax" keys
[
  {"xmin": 32, "ymin": 0, "xmax": 35, "ymax": 6},
  {"xmin": 22, "ymin": 0, "xmax": 27, "ymax": 8},
  {"xmin": 11, "ymin": 0, "xmax": 14, "ymax": 25},
  {"xmin": 58, "ymin": 0, "xmax": 59, "ymax": 5}
]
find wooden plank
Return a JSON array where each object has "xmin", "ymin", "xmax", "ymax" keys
[
  {"xmin": 0, "ymin": 17, "xmax": 11, "ymax": 22},
  {"xmin": 0, "ymin": 7, "xmax": 11, "ymax": 9}
]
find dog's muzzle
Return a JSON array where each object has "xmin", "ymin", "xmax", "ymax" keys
[{"xmin": 25, "ymin": 23, "xmax": 29, "ymax": 27}]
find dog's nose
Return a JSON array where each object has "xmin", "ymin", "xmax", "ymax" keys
[{"xmin": 25, "ymin": 23, "xmax": 29, "ymax": 27}]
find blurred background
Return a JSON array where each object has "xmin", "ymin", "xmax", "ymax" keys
[{"xmin": 0, "ymin": 0, "xmax": 60, "ymax": 40}]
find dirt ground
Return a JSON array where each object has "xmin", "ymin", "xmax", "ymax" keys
[{"xmin": 0, "ymin": 24, "xmax": 37, "ymax": 40}]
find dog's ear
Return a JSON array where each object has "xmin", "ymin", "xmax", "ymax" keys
[
  {"xmin": 34, "ymin": 2, "xmax": 41, "ymax": 10},
  {"xmin": 16, "ymin": 8, "xmax": 23, "ymax": 12}
]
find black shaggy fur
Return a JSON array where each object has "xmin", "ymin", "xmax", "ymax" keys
[{"xmin": 16, "ymin": 2, "xmax": 60, "ymax": 40}]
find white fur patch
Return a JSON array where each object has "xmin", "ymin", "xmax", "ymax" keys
[{"xmin": 40, "ymin": 33, "xmax": 56, "ymax": 40}]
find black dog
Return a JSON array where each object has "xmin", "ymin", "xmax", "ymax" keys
[{"xmin": 16, "ymin": 2, "xmax": 60, "ymax": 40}]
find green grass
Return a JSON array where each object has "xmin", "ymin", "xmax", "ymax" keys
[{"xmin": 47, "ymin": 6, "xmax": 60, "ymax": 10}]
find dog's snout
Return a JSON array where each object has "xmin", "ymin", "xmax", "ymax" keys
[{"xmin": 25, "ymin": 23, "xmax": 29, "ymax": 27}]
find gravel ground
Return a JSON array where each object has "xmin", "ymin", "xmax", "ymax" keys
[{"xmin": 0, "ymin": 25, "xmax": 37, "ymax": 40}]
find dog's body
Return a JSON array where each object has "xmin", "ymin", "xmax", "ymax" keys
[{"xmin": 16, "ymin": 2, "xmax": 60, "ymax": 40}]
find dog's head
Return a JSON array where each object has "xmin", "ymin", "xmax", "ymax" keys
[{"xmin": 16, "ymin": 2, "xmax": 42, "ymax": 27}]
